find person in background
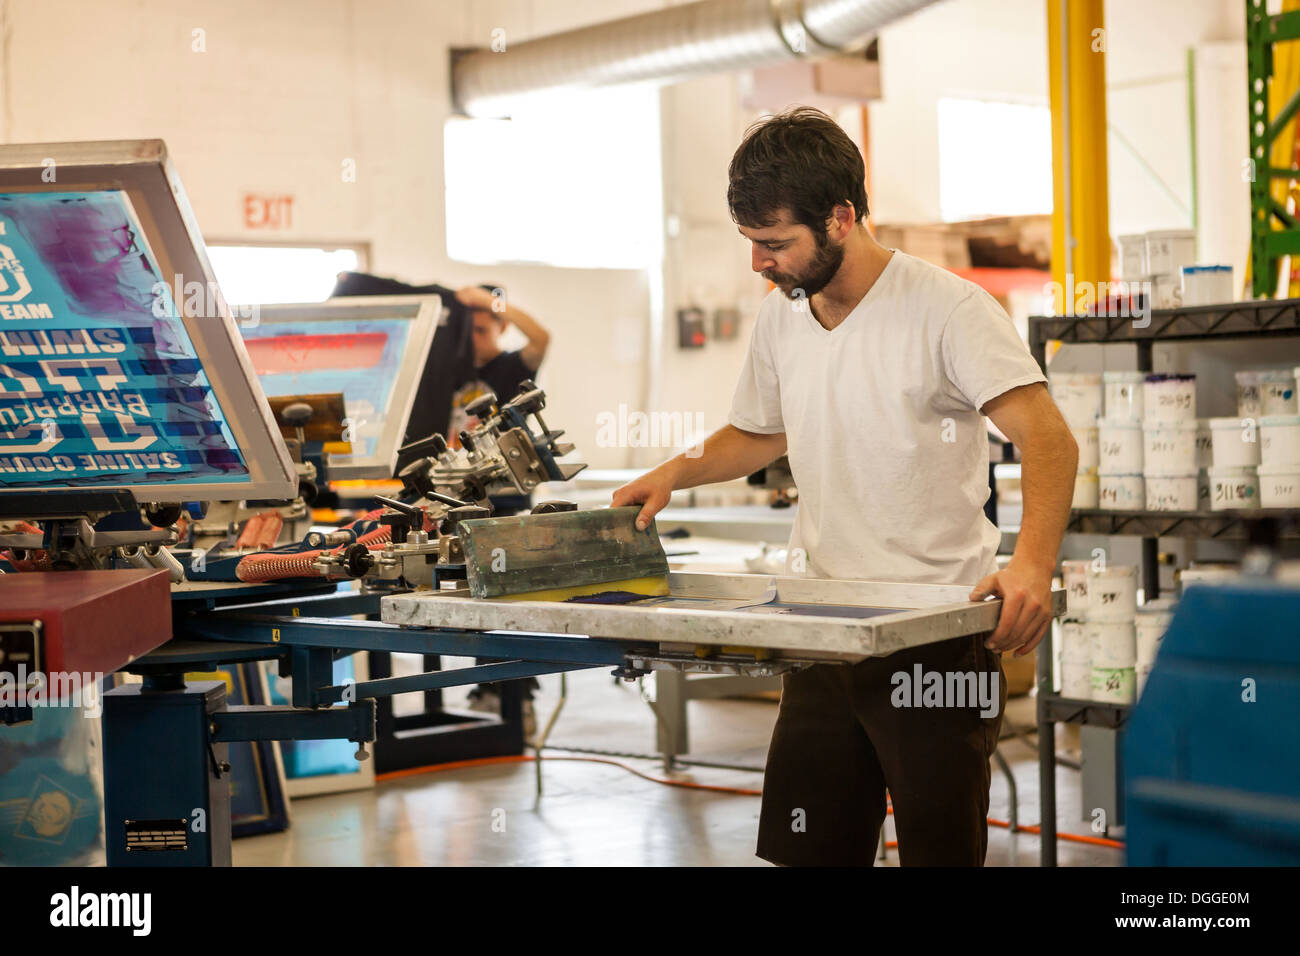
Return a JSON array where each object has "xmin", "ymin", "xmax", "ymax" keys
[
  {"xmin": 454, "ymin": 285, "xmax": 551, "ymax": 734},
  {"xmin": 460, "ymin": 285, "xmax": 551, "ymax": 396}
]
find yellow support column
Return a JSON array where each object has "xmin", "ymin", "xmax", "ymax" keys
[{"xmin": 1048, "ymin": 0, "xmax": 1110, "ymax": 315}]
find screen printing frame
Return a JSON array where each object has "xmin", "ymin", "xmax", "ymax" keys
[
  {"xmin": 241, "ymin": 296, "xmax": 441, "ymax": 480},
  {"xmin": 0, "ymin": 139, "xmax": 297, "ymax": 503},
  {"xmin": 383, "ymin": 571, "xmax": 1069, "ymax": 663}
]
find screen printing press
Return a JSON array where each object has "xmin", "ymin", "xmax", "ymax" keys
[{"xmin": 0, "ymin": 139, "xmax": 1064, "ymax": 867}]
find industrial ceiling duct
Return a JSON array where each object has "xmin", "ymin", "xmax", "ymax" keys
[{"xmin": 453, "ymin": 0, "xmax": 944, "ymax": 118}]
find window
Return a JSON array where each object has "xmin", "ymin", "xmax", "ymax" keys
[
  {"xmin": 444, "ymin": 83, "xmax": 663, "ymax": 269},
  {"xmin": 206, "ymin": 245, "xmax": 364, "ymax": 305},
  {"xmin": 937, "ymin": 98, "xmax": 1053, "ymax": 222}
]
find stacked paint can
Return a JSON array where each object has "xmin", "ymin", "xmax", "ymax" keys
[
  {"xmin": 1179, "ymin": 265, "xmax": 1233, "ymax": 306},
  {"xmin": 1056, "ymin": 560, "xmax": 1198, "ymax": 704},
  {"xmin": 1116, "ymin": 234, "xmax": 1147, "ymax": 284},
  {"xmin": 1251, "ymin": 367, "xmax": 1300, "ymax": 508},
  {"xmin": 1050, "ymin": 373, "xmax": 1102, "ymax": 508},
  {"xmin": 1056, "ymin": 560, "xmax": 1139, "ymax": 704},
  {"xmin": 1057, "ymin": 560, "xmax": 1091, "ymax": 698},
  {"xmin": 1134, "ymin": 599, "xmax": 1175, "ymax": 698},
  {"xmin": 1116, "ymin": 230, "xmax": 1197, "ymax": 309},
  {"xmin": 1142, "ymin": 374, "xmax": 1198, "ymax": 511},
  {"xmin": 1209, "ymin": 367, "xmax": 1299, "ymax": 509},
  {"xmin": 1235, "ymin": 367, "xmax": 1298, "ymax": 418},
  {"xmin": 1084, "ymin": 565, "xmax": 1139, "ymax": 703},
  {"xmin": 1098, "ymin": 372, "xmax": 1143, "ymax": 510},
  {"xmin": 1209, "ymin": 414, "xmax": 1260, "ymax": 510},
  {"xmin": 1146, "ymin": 229, "xmax": 1196, "ymax": 308}
]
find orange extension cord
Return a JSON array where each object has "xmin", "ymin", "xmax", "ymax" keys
[{"xmin": 376, "ymin": 753, "xmax": 1124, "ymax": 851}]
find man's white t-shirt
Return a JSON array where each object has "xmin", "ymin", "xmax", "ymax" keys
[{"xmin": 728, "ymin": 250, "xmax": 1047, "ymax": 586}]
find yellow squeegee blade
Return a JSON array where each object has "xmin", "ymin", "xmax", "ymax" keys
[{"xmin": 492, "ymin": 575, "xmax": 670, "ymax": 603}]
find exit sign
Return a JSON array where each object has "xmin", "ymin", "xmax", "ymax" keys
[{"xmin": 243, "ymin": 194, "xmax": 294, "ymax": 229}]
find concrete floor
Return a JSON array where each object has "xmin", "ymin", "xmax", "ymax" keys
[{"xmin": 233, "ymin": 662, "xmax": 1123, "ymax": 866}]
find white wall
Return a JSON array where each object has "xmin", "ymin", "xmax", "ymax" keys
[
  {"xmin": 1, "ymin": 0, "xmax": 460, "ymax": 276},
  {"xmin": 867, "ymin": 0, "xmax": 1050, "ymax": 224},
  {"xmin": 654, "ymin": 73, "xmax": 763, "ymax": 468},
  {"xmin": 1193, "ymin": 39, "xmax": 1250, "ymax": 287},
  {"xmin": 1105, "ymin": 0, "xmax": 1244, "ymax": 245},
  {"xmin": 457, "ymin": 0, "xmax": 681, "ymax": 470}
]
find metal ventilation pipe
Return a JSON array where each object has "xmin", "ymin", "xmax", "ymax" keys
[{"xmin": 453, "ymin": 0, "xmax": 945, "ymax": 118}]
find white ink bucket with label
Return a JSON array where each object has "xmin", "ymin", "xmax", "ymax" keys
[
  {"xmin": 1208, "ymin": 466, "xmax": 1259, "ymax": 510},
  {"xmin": 1103, "ymin": 370, "xmax": 1144, "ymax": 421},
  {"xmin": 1061, "ymin": 660, "xmax": 1092, "ymax": 699},
  {"xmin": 1143, "ymin": 373, "xmax": 1196, "ymax": 422},
  {"xmin": 1143, "ymin": 419, "xmax": 1198, "ymax": 475},
  {"xmin": 1209, "ymin": 417, "xmax": 1261, "ymax": 468},
  {"xmin": 1100, "ymin": 474, "xmax": 1143, "ymax": 510},
  {"xmin": 1236, "ymin": 369, "xmax": 1296, "ymax": 417},
  {"xmin": 1260, "ymin": 369, "xmax": 1297, "ymax": 415},
  {"xmin": 1257, "ymin": 462, "xmax": 1300, "ymax": 508},
  {"xmin": 1098, "ymin": 418, "xmax": 1143, "ymax": 474},
  {"xmin": 1260, "ymin": 414, "xmax": 1300, "ymax": 465},
  {"xmin": 1086, "ymin": 620, "xmax": 1137, "ymax": 667},
  {"xmin": 1086, "ymin": 564, "xmax": 1138, "ymax": 623},
  {"xmin": 1145, "ymin": 229, "xmax": 1196, "ymax": 276},
  {"xmin": 1145, "ymin": 474, "xmax": 1197, "ymax": 511},
  {"xmin": 1236, "ymin": 370, "xmax": 1264, "ymax": 419},
  {"xmin": 1059, "ymin": 619, "xmax": 1091, "ymax": 698},
  {"xmin": 1050, "ymin": 372, "xmax": 1102, "ymax": 427},
  {"xmin": 1090, "ymin": 666, "xmax": 1136, "ymax": 704},
  {"xmin": 1135, "ymin": 599, "xmax": 1175, "ymax": 664},
  {"xmin": 1061, "ymin": 560, "xmax": 1091, "ymax": 617}
]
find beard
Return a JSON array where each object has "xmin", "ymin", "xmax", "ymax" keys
[{"xmin": 763, "ymin": 230, "xmax": 845, "ymax": 300}]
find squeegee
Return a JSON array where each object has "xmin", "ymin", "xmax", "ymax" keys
[{"xmin": 457, "ymin": 506, "xmax": 670, "ymax": 602}]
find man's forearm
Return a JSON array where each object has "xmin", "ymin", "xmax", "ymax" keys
[
  {"xmin": 504, "ymin": 304, "xmax": 549, "ymax": 350},
  {"xmin": 1011, "ymin": 430, "xmax": 1078, "ymax": 570},
  {"xmin": 651, "ymin": 425, "xmax": 787, "ymax": 490}
]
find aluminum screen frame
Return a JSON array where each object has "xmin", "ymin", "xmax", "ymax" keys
[
  {"xmin": 242, "ymin": 295, "xmax": 441, "ymax": 480},
  {"xmin": 0, "ymin": 139, "xmax": 297, "ymax": 503}
]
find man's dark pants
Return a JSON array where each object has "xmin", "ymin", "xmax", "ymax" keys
[{"xmin": 757, "ymin": 632, "xmax": 1007, "ymax": 866}]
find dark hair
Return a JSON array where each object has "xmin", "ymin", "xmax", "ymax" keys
[{"xmin": 727, "ymin": 106, "xmax": 869, "ymax": 233}]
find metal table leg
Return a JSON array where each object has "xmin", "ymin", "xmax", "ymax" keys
[
  {"xmin": 534, "ymin": 672, "xmax": 567, "ymax": 799},
  {"xmin": 653, "ymin": 670, "xmax": 688, "ymax": 770},
  {"xmin": 1037, "ymin": 649, "xmax": 1057, "ymax": 866}
]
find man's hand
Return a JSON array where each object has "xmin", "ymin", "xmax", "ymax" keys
[
  {"xmin": 456, "ymin": 286, "xmax": 502, "ymax": 316},
  {"xmin": 969, "ymin": 559, "xmax": 1054, "ymax": 656},
  {"xmin": 611, "ymin": 466, "xmax": 679, "ymax": 531}
]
